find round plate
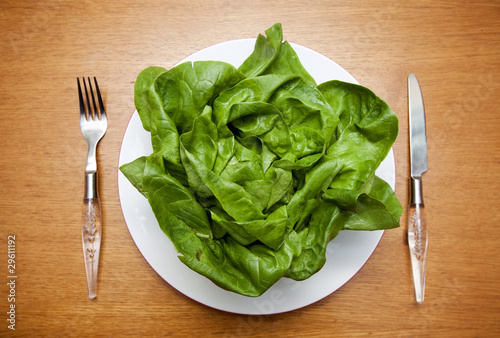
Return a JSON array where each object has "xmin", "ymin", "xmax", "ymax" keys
[{"xmin": 118, "ymin": 39, "xmax": 396, "ymax": 315}]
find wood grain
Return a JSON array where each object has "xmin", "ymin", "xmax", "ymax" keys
[{"xmin": 0, "ymin": 0, "xmax": 499, "ymax": 336}]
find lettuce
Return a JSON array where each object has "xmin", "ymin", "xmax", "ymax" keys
[{"xmin": 120, "ymin": 23, "xmax": 402, "ymax": 297}]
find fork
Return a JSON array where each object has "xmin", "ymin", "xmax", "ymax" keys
[{"xmin": 78, "ymin": 77, "xmax": 107, "ymax": 300}]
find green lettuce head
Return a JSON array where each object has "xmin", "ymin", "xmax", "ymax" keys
[{"xmin": 120, "ymin": 23, "xmax": 402, "ymax": 297}]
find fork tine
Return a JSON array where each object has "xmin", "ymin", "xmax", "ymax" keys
[
  {"xmin": 83, "ymin": 77, "xmax": 93, "ymax": 120},
  {"xmin": 87, "ymin": 77, "xmax": 99, "ymax": 120},
  {"xmin": 77, "ymin": 78, "xmax": 86, "ymax": 120},
  {"xmin": 93, "ymin": 77, "xmax": 106, "ymax": 120}
]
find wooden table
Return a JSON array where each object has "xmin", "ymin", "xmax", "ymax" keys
[{"xmin": 1, "ymin": 1, "xmax": 499, "ymax": 336}]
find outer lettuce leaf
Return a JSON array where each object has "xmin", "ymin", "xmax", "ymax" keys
[
  {"xmin": 286, "ymin": 202, "xmax": 345, "ymax": 280},
  {"xmin": 134, "ymin": 66, "xmax": 168, "ymax": 131},
  {"xmin": 262, "ymin": 41, "xmax": 316, "ymax": 86},
  {"xmin": 287, "ymin": 176, "xmax": 402, "ymax": 280},
  {"xmin": 323, "ymin": 176, "xmax": 402, "ymax": 231},
  {"xmin": 153, "ymin": 61, "xmax": 245, "ymax": 134},
  {"xmin": 319, "ymin": 80, "xmax": 399, "ymax": 191},
  {"xmin": 121, "ymin": 23, "xmax": 402, "ymax": 297},
  {"xmin": 238, "ymin": 23, "xmax": 283, "ymax": 78}
]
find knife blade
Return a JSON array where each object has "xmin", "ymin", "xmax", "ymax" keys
[{"xmin": 408, "ymin": 73, "xmax": 428, "ymax": 304}]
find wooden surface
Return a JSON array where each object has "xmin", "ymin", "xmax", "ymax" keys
[{"xmin": 1, "ymin": 0, "xmax": 499, "ymax": 336}]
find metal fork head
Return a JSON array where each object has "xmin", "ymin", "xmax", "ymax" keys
[
  {"xmin": 78, "ymin": 77, "xmax": 107, "ymax": 123},
  {"xmin": 78, "ymin": 77, "xmax": 107, "ymax": 173}
]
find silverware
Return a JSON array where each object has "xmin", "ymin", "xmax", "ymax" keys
[
  {"xmin": 408, "ymin": 73, "xmax": 428, "ymax": 304},
  {"xmin": 78, "ymin": 77, "xmax": 107, "ymax": 300}
]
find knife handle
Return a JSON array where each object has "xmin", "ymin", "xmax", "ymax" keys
[
  {"xmin": 82, "ymin": 173, "xmax": 102, "ymax": 300},
  {"xmin": 408, "ymin": 177, "xmax": 428, "ymax": 304}
]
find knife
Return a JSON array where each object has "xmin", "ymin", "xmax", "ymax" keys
[{"xmin": 408, "ymin": 73, "xmax": 428, "ymax": 304}]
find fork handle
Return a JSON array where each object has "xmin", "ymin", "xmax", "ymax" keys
[{"xmin": 82, "ymin": 172, "xmax": 102, "ymax": 300}]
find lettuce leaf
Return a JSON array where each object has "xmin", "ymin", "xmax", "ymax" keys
[{"xmin": 121, "ymin": 23, "xmax": 402, "ymax": 297}]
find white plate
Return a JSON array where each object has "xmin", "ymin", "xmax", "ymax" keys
[{"xmin": 118, "ymin": 39, "xmax": 396, "ymax": 315}]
